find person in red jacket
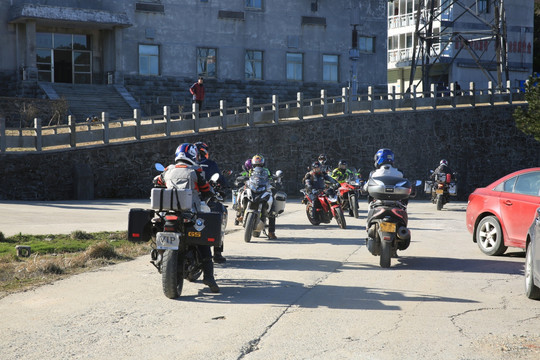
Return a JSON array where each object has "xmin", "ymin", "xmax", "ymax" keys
[{"xmin": 190, "ymin": 77, "xmax": 205, "ymax": 110}]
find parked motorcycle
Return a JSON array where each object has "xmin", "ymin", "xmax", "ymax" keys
[
  {"xmin": 130, "ymin": 163, "xmax": 224, "ymax": 299},
  {"xmin": 337, "ymin": 170, "xmax": 364, "ymax": 218},
  {"xmin": 301, "ymin": 185, "xmax": 346, "ymax": 229},
  {"xmin": 365, "ymin": 175, "xmax": 421, "ymax": 268},
  {"xmin": 239, "ymin": 167, "xmax": 286, "ymax": 242},
  {"xmin": 424, "ymin": 171, "xmax": 458, "ymax": 210}
]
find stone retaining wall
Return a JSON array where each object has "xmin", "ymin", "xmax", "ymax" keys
[{"xmin": 0, "ymin": 104, "xmax": 538, "ymax": 201}]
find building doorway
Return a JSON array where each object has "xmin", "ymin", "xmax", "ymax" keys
[{"xmin": 36, "ymin": 32, "xmax": 92, "ymax": 84}]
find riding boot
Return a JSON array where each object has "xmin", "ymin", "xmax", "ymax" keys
[
  {"xmin": 202, "ymin": 258, "xmax": 220, "ymax": 293},
  {"xmin": 213, "ymin": 247, "xmax": 226, "ymax": 264}
]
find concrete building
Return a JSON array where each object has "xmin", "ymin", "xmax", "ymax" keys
[
  {"xmin": 387, "ymin": 0, "xmax": 534, "ymax": 93},
  {"xmin": 0, "ymin": 0, "xmax": 388, "ymax": 116}
]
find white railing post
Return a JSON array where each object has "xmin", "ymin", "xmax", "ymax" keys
[
  {"xmin": 102, "ymin": 112, "xmax": 109, "ymax": 144},
  {"xmin": 34, "ymin": 118, "xmax": 42, "ymax": 151},
  {"xmin": 320, "ymin": 89, "xmax": 327, "ymax": 117},
  {"xmin": 272, "ymin": 95, "xmax": 279, "ymax": 124},
  {"xmin": 506, "ymin": 80, "xmax": 512, "ymax": 104},
  {"xmin": 297, "ymin": 92, "xmax": 303, "ymax": 120},
  {"xmin": 134, "ymin": 109, "xmax": 141, "ymax": 140},
  {"xmin": 342, "ymin": 87, "xmax": 350, "ymax": 115},
  {"xmin": 391, "ymin": 86, "xmax": 396, "ymax": 112},
  {"xmin": 368, "ymin": 86, "xmax": 374, "ymax": 113},
  {"xmin": 412, "ymin": 85, "xmax": 417, "ymax": 111},
  {"xmin": 163, "ymin": 106, "xmax": 171, "ymax": 136},
  {"xmin": 246, "ymin": 97, "xmax": 253, "ymax": 126},
  {"xmin": 469, "ymin": 82, "xmax": 476, "ymax": 107},
  {"xmin": 68, "ymin": 115, "xmax": 76, "ymax": 148},
  {"xmin": 450, "ymin": 82, "xmax": 456, "ymax": 108},
  {"xmin": 192, "ymin": 103, "xmax": 199, "ymax": 132},
  {"xmin": 0, "ymin": 117, "xmax": 6, "ymax": 152},
  {"xmin": 488, "ymin": 81, "xmax": 494, "ymax": 106},
  {"xmin": 431, "ymin": 83, "xmax": 437, "ymax": 109},
  {"xmin": 220, "ymin": 100, "xmax": 227, "ymax": 129}
]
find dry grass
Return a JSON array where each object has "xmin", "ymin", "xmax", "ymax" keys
[{"xmin": 0, "ymin": 239, "xmax": 150, "ymax": 299}]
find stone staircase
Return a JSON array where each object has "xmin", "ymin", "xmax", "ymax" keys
[{"xmin": 47, "ymin": 83, "xmax": 138, "ymax": 121}]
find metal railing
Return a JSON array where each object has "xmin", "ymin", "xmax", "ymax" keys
[{"xmin": 0, "ymin": 80, "xmax": 525, "ymax": 152}]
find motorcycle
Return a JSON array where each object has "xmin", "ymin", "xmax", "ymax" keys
[
  {"xmin": 301, "ymin": 185, "xmax": 346, "ymax": 229},
  {"xmin": 337, "ymin": 170, "xmax": 364, "ymax": 218},
  {"xmin": 365, "ymin": 174, "xmax": 421, "ymax": 268},
  {"xmin": 143, "ymin": 164, "xmax": 224, "ymax": 299},
  {"xmin": 425, "ymin": 171, "xmax": 458, "ymax": 210},
  {"xmin": 239, "ymin": 167, "xmax": 286, "ymax": 242}
]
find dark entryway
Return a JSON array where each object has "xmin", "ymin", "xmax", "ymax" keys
[{"xmin": 53, "ymin": 49, "xmax": 73, "ymax": 83}]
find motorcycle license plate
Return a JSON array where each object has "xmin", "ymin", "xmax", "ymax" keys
[
  {"xmin": 435, "ymin": 189, "xmax": 444, "ymax": 194},
  {"xmin": 380, "ymin": 222, "xmax": 396, "ymax": 233},
  {"xmin": 156, "ymin": 232, "xmax": 180, "ymax": 250}
]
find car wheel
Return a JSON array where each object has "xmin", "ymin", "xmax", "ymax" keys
[
  {"xmin": 525, "ymin": 243, "xmax": 540, "ymax": 300},
  {"xmin": 476, "ymin": 216, "xmax": 507, "ymax": 256}
]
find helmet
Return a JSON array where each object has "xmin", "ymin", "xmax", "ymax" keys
[
  {"xmin": 244, "ymin": 158, "xmax": 252, "ymax": 171},
  {"xmin": 194, "ymin": 142, "xmax": 209, "ymax": 159},
  {"xmin": 252, "ymin": 154, "xmax": 265, "ymax": 167},
  {"xmin": 374, "ymin": 148, "xmax": 394, "ymax": 168},
  {"xmin": 440, "ymin": 159, "xmax": 448, "ymax": 166},
  {"xmin": 175, "ymin": 143, "xmax": 199, "ymax": 165},
  {"xmin": 338, "ymin": 159, "xmax": 347, "ymax": 169},
  {"xmin": 311, "ymin": 161, "xmax": 322, "ymax": 174},
  {"xmin": 318, "ymin": 154, "xmax": 327, "ymax": 163}
]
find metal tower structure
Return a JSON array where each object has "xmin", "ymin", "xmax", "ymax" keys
[{"xmin": 407, "ymin": 0, "xmax": 508, "ymax": 93}]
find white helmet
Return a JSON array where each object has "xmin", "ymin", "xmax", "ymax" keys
[{"xmin": 440, "ymin": 159, "xmax": 448, "ymax": 166}]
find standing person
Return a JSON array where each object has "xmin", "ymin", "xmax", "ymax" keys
[
  {"xmin": 454, "ymin": 81, "xmax": 462, "ymax": 96},
  {"xmin": 195, "ymin": 141, "xmax": 228, "ymax": 263},
  {"xmin": 190, "ymin": 77, "xmax": 205, "ymax": 110},
  {"xmin": 153, "ymin": 143, "xmax": 220, "ymax": 293}
]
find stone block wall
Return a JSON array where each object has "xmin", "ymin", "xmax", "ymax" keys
[{"xmin": 0, "ymin": 104, "xmax": 538, "ymax": 201}]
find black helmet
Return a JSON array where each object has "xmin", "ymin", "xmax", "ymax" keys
[
  {"xmin": 318, "ymin": 154, "xmax": 327, "ymax": 163},
  {"xmin": 311, "ymin": 161, "xmax": 322, "ymax": 173},
  {"xmin": 338, "ymin": 159, "xmax": 347, "ymax": 169}
]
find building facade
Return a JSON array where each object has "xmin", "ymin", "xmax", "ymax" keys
[
  {"xmin": 0, "ymin": 0, "xmax": 388, "ymax": 109},
  {"xmin": 387, "ymin": 0, "xmax": 534, "ymax": 93}
]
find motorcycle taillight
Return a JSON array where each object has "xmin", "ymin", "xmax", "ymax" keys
[{"xmin": 165, "ymin": 215, "xmax": 178, "ymax": 221}]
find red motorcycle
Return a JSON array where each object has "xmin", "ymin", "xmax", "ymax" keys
[
  {"xmin": 337, "ymin": 172, "xmax": 364, "ymax": 218},
  {"xmin": 301, "ymin": 187, "xmax": 346, "ymax": 229}
]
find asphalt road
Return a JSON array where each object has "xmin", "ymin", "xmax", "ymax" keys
[{"xmin": 0, "ymin": 199, "xmax": 539, "ymax": 360}]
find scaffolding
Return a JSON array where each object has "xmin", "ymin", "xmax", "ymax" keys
[{"xmin": 407, "ymin": 0, "xmax": 508, "ymax": 93}]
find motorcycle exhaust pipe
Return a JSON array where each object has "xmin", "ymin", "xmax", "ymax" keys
[{"xmin": 397, "ymin": 226, "xmax": 411, "ymax": 241}]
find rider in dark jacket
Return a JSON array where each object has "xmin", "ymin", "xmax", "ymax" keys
[
  {"xmin": 303, "ymin": 161, "xmax": 339, "ymax": 218},
  {"xmin": 430, "ymin": 159, "xmax": 455, "ymax": 181}
]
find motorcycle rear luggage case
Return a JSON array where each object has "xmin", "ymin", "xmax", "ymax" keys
[
  {"xmin": 424, "ymin": 180, "xmax": 433, "ymax": 194},
  {"xmin": 128, "ymin": 208, "xmax": 154, "ymax": 241},
  {"xmin": 367, "ymin": 176, "xmax": 411, "ymax": 200},
  {"xmin": 185, "ymin": 212, "xmax": 223, "ymax": 247},
  {"xmin": 273, "ymin": 191, "xmax": 287, "ymax": 215},
  {"xmin": 150, "ymin": 188, "xmax": 193, "ymax": 211}
]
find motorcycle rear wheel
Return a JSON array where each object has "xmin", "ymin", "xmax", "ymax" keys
[
  {"xmin": 380, "ymin": 240, "xmax": 391, "ymax": 268},
  {"xmin": 350, "ymin": 194, "xmax": 359, "ymax": 218},
  {"xmin": 306, "ymin": 204, "xmax": 320, "ymax": 225},
  {"xmin": 162, "ymin": 249, "xmax": 185, "ymax": 299},
  {"xmin": 335, "ymin": 207, "xmax": 347, "ymax": 229},
  {"xmin": 436, "ymin": 195, "xmax": 444, "ymax": 210},
  {"xmin": 244, "ymin": 212, "xmax": 256, "ymax": 243}
]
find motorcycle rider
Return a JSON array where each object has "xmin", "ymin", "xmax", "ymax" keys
[
  {"xmin": 195, "ymin": 142, "xmax": 228, "ymax": 264},
  {"xmin": 331, "ymin": 160, "xmax": 354, "ymax": 183},
  {"xmin": 318, "ymin": 154, "xmax": 332, "ymax": 174},
  {"xmin": 153, "ymin": 143, "xmax": 220, "ymax": 293},
  {"xmin": 303, "ymin": 161, "xmax": 340, "ymax": 219},
  {"xmin": 364, "ymin": 148, "xmax": 405, "ymax": 204},
  {"xmin": 430, "ymin": 159, "xmax": 455, "ymax": 181},
  {"xmin": 250, "ymin": 154, "xmax": 278, "ymax": 240}
]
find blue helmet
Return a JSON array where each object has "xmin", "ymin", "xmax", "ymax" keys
[
  {"xmin": 175, "ymin": 143, "xmax": 198, "ymax": 165},
  {"xmin": 374, "ymin": 148, "xmax": 394, "ymax": 168}
]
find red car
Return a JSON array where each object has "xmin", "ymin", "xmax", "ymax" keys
[{"xmin": 466, "ymin": 168, "xmax": 540, "ymax": 256}]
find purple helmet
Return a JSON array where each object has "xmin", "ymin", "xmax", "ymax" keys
[{"xmin": 244, "ymin": 158, "xmax": 252, "ymax": 171}]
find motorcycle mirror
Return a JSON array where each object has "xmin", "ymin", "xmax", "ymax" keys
[
  {"xmin": 155, "ymin": 163, "xmax": 165, "ymax": 171},
  {"xmin": 223, "ymin": 169, "xmax": 233, "ymax": 176},
  {"xmin": 275, "ymin": 170, "xmax": 283, "ymax": 178},
  {"xmin": 210, "ymin": 173, "xmax": 220, "ymax": 182},
  {"xmin": 415, "ymin": 180, "xmax": 422, "ymax": 187},
  {"xmin": 429, "ymin": 170, "xmax": 434, "ymax": 174}
]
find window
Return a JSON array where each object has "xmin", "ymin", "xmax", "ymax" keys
[
  {"xmin": 245, "ymin": 0, "xmax": 262, "ymax": 9},
  {"xmin": 322, "ymin": 55, "xmax": 338, "ymax": 82},
  {"xmin": 139, "ymin": 44, "xmax": 159, "ymax": 75},
  {"xmin": 358, "ymin": 36, "xmax": 375, "ymax": 53},
  {"xmin": 197, "ymin": 47, "xmax": 217, "ymax": 78},
  {"xmin": 245, "ymin": 50, "xmax": 263, "ymax": 80},
  {"xmin": 514, "ymin": 173, "xmax": 540, "ymax": 196},
  {"xmin": 477, "ymin": 0, "xmax": 488, "ymax": 13},
  {"xmin": 286, "ymin": 53, "xmax": 303, "ymax": 81}
]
